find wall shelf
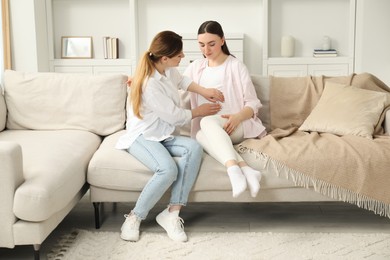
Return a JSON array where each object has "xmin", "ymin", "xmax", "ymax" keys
[
  {"xmin": 262, "ymin": 0, "xmax": 356, "ymax": 77},
  {"xmin": 45, "ymin": 0, "xmax": 138, "ymax": 75},
  {"xmin": 266, "ymin": 57, "xmax": 352, "ymax": 65},
  {"xmin": 43, "ymin": 0, "xmax": 356, "ymax": 77}
]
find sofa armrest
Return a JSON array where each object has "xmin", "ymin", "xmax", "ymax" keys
[
  {"xmin": 0, "ymin": 141, "xmax": 24, "ymax": 248},
  {"xmin": 0, "ymin": 91, "xmax": 6, "ymax": 132},
  {"xmin": 384, "ymin": 110, "xmax": 390, "ymax": 135}
]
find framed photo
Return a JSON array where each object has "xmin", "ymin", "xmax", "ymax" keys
[{"xmin": 61, "ymin": 36, "xmax": 93, "ymax": 59}]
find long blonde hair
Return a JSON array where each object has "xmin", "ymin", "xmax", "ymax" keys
[{"xmin": 130, "ymin": 31, "xmax": 183, "ymax": 119}]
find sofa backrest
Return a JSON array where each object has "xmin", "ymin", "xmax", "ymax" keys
[
  {"xmin": 0, "ymin": 89, "xmax": 6, "ymax": 132},
  {"xmin": 251, "ymin": 74, "xmax": 271, "ymax": 131},
  {"xmin": 3, "ymin": 70, "xmax": 128, "ymax": 136}
]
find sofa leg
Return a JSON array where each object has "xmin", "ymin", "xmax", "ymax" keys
[
  {"xmin": 93, "ymin": 202, "xmax": 101, "ymax": 229},
  {"xmin": 33, "ymin": 244, "xmax": 40, "ymax": 260}
]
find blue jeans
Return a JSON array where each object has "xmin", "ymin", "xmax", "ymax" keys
[{"xmin": 128, "ymin": 134, "xmax": 203, "ymax": 220}]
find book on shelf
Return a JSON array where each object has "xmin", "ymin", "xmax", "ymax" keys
[
  {"xmin": 103, "ymin": 36, "xmax": 119, "ymax": 59},
  {"xmin": 313, "ymin": 53, "xmax": 338, "ymax": 57},
  {"xmin": 313, "ymin": 48, "xmax": 337, "ymax": 57},
  {"xmin": 313, "ymin": 48, "xmax": 337, "ymax": 53},
  {"xmin": 103, "ymin": 36, "xmax": 109, "ymax": 59},
  {"xmin": 111, "ymin": 37, "xmax": 118, "ymax": 59}
]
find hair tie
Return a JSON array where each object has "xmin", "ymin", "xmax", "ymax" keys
[{"xmin": 148, "ymin": 51, "xmax": 153, "ymax": 57}]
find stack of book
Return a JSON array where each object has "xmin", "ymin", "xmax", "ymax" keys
[
  {"xmin": 103, "ymin": 37, "xmax": 119, "ymax": 59},
  {"xmin": 313, "ymin": 49, "xmax": 337, "ymax": 57}
]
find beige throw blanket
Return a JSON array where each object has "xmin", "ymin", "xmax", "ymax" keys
[{"xmin": 239, "ymin": 73, "xmax": 390, "ymax": 218}]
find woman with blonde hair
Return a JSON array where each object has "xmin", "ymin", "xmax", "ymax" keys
[{"xmin": 116, "ymin": 30, "xmax": 223, "ymax": 242}]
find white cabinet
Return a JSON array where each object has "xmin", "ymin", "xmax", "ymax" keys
[
  {"xmin": 308, "ymin": 64, "xmax": 349, "ymax": 77},
  {"xmin": 262, "ymin": 0, "xmax": 356, "ymax": 77},
  {"xmin": 45, "ymin": 0, "xmax": 138, "ymax": 75},
  {"xmin": 52, "ymin": 59, "xmax": 133, "ymax": 75},
  {"xmin": 267, "ymin": 58, "xmax": 350, "ymax": 77}
]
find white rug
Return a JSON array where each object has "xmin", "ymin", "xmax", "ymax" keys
[{"xmin": 47, "ymin": 230, "xmax": 390, "ymax": 260}]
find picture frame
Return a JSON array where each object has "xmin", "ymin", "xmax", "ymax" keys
[{"xmin": 61, "ymin": 36, "xmax": 93, "ymax": 59}]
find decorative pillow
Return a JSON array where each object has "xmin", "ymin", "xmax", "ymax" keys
[
  {"xmin": 4, "ymin": 70, "xmax": 128, "ymax": 136},
  {"xmin": 299, "ymin": 82, "xmax": 390, "ymax": 139}
]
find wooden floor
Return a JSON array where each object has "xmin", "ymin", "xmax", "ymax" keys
[{"xmin": 1, "ymin": 193, "xmax": 390, "ymax": 259}]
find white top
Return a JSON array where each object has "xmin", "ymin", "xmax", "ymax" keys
[
  {"xmin": 197, "ymin": 62, "xmax": 232, "ymax": 115},
  {"xmin": 116, "ymin": 68, "xmax": 192, "ymax": 149}
]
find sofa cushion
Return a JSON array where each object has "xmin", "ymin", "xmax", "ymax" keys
[
  {"xmin": 251, "ymin": 75, "xmax": 271, "ymax": 131},
  {"xmin": 88, "ymin": 131, "xmax": 234, "ymax": 192},
  {"xmin": 0, "ymin": 91, "xmax": 5, "ymax": 132},
  {"xmin": 88, "ymin": 131, "xmax": 297, "ymax": 195},
  {"xmin": 299, "ymin": 82, "xmax": 390, "ymax": 139},
  {"xmin": 3, "ymin": 70, "xmax": 128, "ymax": 136},
  {"xmin": 88, "ymin": 131, "xmax": 156, "ymax": 191},
  {"xmin": 0, "ymin": 130, "xmax": 101, "ymax": 222}
]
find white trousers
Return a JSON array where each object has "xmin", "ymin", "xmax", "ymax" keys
[{"xmin": 196, "ymin": 115, "xmax": 245, "ymax": 166}]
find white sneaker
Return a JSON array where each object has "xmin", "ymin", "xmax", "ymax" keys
[
  {"xmin": 156, "ymin": 208, "xmax": 188, "ymax": 242},
  {"xmin": 120, "ymin": 214, "xmax": 141, "ymax": 242}
]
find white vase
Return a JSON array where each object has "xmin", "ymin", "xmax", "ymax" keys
[
  {"xmin": 281, "ymin": 35, "xmax": 294, "ymax": 57},
  {"xmin": 322, "ymin": 36, "xmax": 331, "ymax": 50}
]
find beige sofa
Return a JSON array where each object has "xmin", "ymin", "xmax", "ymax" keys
[
  {"xmin": 0, "ymin": 70, "xmax": 128, "ymax": 259},
  {"xmin": 87, "ymin": 76, "xmax": 339, "ymax": 228},
  {"xmin": 88, "ymin": 73, "xmax": 390, "ymax": 230},
  {"xmin": 1, "ymin": 70, "xmax": 389, "ymax": 259}
]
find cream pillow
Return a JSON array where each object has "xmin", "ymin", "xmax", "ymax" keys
[
  {"xmin": 299, "ymin": 82, "xmax": 390, "ymax": 139},
  {"xmin": 4, "ymin": 70, "xmax": 128, "ymax": 136}
]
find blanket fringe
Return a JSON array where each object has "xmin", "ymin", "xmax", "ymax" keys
[{"xmin": 238, "ymin": 145, "xmax": 390, "ymax": 219}]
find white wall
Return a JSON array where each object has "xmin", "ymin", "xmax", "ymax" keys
[
  {"xmin": 137, "ymin": 0, "xmax": 263, "ymax": 74},
  {"xmin": 355, "ymin": 0, "xmax": 390, "ymax": 86},
  {"xmin": 9, "ymin": 0, "xmax": 49, "ymax": 72},
  {"xmin": 33, "ymin": 0, "xmax": 50, "ymax": 71},
  {"xmin": 268, "ymin": 0, "xmax": 351, "ymax": 57},
  {"xmin": 7, "ymin": 0, "xmax": 390, "ymax": 85},
  {"xmin": 10, "ymin": 0, "xmax": 264, "ymax": 74}
]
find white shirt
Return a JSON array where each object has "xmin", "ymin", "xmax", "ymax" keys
[{"xmin": 116, "ymin": 68, "xmax": 192, "ymax": 149}]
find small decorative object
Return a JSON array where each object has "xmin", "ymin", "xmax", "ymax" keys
[
  {"xmin": 322, "ymin": 36, "xmax": 331, "ymax": 51},
  {"xmin": 281, "ymin": 35, "xmax": 294, "ymax": 57},
  {"xmin": 61, "ymin": 36, "xmax": 93, "ymax": 59}
]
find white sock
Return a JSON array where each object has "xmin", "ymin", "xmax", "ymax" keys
[
  {"xmin": 167, "ymin": 208, "xmax": 180, "ymax": 217},
  {"xmin": 241, "ymin": 166, "xmax": 262, "ymax": 198},
  {"xmin": 227, "ymin": 165, "xmax": 247, "ymax": 198}
]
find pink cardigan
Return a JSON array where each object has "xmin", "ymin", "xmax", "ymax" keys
[{"xmin": 184, "ymin": 55, "xmax": 266, "ymax": 139}]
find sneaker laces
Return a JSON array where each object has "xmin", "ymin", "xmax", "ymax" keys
[
  {"xmin": 123, "ymin": 214, "xmax": 139, "ymax": 228},
  {"xmin": 172, "ymin": 217, "xmax": 185, "ymax": 233}
]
